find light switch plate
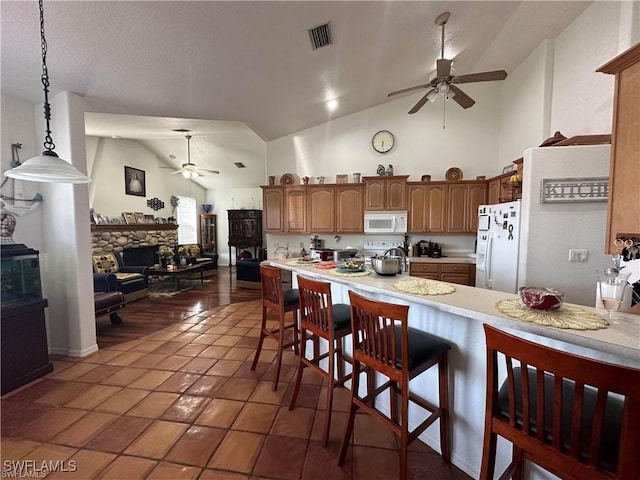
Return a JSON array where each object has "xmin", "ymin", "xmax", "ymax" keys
[{"xmin": 568, "ymin": 249, "xmax": 589, "ymax": 262}]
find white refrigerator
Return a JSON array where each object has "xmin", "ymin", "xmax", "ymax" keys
[{"xmin": 475, "ymin": 201, "xmax": 522, "ymax": 293}]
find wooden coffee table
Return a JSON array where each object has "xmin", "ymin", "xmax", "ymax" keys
[{"xmin": 149, "ymin": 261, "xmax": 213, "ymax": 290}]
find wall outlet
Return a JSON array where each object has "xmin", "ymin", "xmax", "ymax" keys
[{"xmin": 568, "ymin": 249, "xmax": 589, "ymax": 262}]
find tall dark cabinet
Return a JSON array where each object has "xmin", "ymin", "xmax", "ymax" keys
[
  {"xmin": 227, "ymin": 209, "xmax": 263, "ymax": 266},
  {"xmin": 1, "ymin": 244, "xmax": 53, "ymax": 394},
  {"xmin": 199, "ymin": 214, "xmax": 217, "ymax": 254}
]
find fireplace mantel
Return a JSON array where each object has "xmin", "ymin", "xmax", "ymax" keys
[{"xmin": 91, "ymin": 224, "xmax": 177, "ymax": 233}]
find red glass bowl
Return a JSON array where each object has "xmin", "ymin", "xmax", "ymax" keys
[{"xmin": 518, "ymin": 287, "xmax": 565, "ymax": 311}]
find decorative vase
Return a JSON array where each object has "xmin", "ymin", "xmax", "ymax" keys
[
  {"xmin": 179, "ymin": 256, "xmax": 187, "ymax": 266},
  {"xmin": 161, "ymin": 257, "xmax": 168, "ymax": 268},
  {"xmin": 202, "ymin": 203, "xmax": 212, "ymax": 213}
]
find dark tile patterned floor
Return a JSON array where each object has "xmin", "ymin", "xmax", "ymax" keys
[{"xmin": 1, "ymin": 299, "xmax": 472, "ymax": 480}]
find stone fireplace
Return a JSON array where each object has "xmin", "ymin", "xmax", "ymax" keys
[{"xmin": 91, "ymin": 225, "xmax": 178, "ymax": 266}]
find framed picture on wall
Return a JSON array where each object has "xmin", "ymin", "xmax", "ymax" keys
[{"xmin": 124, "ymin": 166, "xmax": 146, "ymax": 197}]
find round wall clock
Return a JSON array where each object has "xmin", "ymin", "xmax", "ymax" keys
[{"xmin": 372, "ymin": 130, "xmax": 394, "ymax": 153}]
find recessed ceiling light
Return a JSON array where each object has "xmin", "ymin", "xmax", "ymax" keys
[
  {"xmin": 326, "ymin": 99, "xmax": 338, "ymax": 111},
  {"xmin": 234, "ymin": 162, "xmax": 246, "ymax": 168}
]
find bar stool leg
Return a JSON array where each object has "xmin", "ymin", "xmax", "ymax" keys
[
  {"xmin": 250, "ymin": 305, "xmax": 268, "ymax": 371},
  {"xmin": 438, "ymin": 354, "xmax": 451, "ymax": 462},
  {"xmin": 338, "ymin": 360, "xmax": 361, "ymax": 466},
  {"xmin": 288, "ymin": 329, "xmax": 308, "ymax": 410}
]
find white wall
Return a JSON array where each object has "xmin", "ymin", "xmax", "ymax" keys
[
  {"xmin": 86, "ymin": 137, "xmax": 206, "ymax": 220},
  {"xmin": 268, "ymin": 82, "xmax": 503, "ymax": 182},
  {"xmin": 498, "ymin": 40, "xmax": 553, "ymax": 166},
  {"xmin": 0, "ymin": 94, "xmax": 43, "ymax": 249},
  {"xmin": 549, "ymin": 1, "xmax": 639, "ymax": 136},
  {"xmin": 519, "ymin": 145, "xmax": 612, "ymax": 307}
]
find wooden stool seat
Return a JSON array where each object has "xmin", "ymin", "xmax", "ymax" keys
[
  {"xmin": 289, "ymin": 275, "xmax": 353, "ymax": 446},
  {"xmin": 338, "ymin": 291, "xmax": 451, "ymax": 480},
  {"xmin": 480, "ymin": 324, "xmax": 640, "ymax": 480}
]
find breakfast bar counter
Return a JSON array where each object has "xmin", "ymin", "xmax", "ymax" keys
[{"xmin": 266, "ymin": 259, "xmax": 640, "ymax": 479}]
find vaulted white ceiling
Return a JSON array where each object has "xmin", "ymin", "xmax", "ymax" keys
[{"xmin": 2, "ymin": 1, "xmax": 591, "ymax": 188}]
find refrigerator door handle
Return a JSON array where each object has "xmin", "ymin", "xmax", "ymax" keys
[{"xmin": 485, "ymin": 234, "xmax": 493, "ymax": 289}]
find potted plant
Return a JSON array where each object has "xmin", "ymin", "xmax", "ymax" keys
[{"xmin": 159, "ymin": 247, "xmax": 174, "ymax": 268}]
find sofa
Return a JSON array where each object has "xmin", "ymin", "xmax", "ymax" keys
[
  {"xmin": 92, "ymin": 251, "xmax": 150, "ymax": 302},
  {"xmin": 176, "ymin": 244, "xmax": 219, "ymax": 278},
  {"xmin": 236, "ymin": 248, "xmax": 267, "ymax": 289}
]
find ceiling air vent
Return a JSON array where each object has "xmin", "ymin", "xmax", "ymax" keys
[
  {"xmin": 234, "ymin": 162, "xmax": 246, "ymax": 168},
  {"xmin": 308, "ymin": 22, "xmax": 331, "ymax": 50}
]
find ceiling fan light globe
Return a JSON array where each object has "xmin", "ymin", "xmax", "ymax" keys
[
  {"xmin": 426, "ymin": 90, "xmax": 438, "ymax": 103},
  {"xmin": 437, "ymin": 82, "xmax": 449, "ymax": 95},
  {"xmin": 182, "ymin": 170, "xmax": 191, "ymax": 178}
]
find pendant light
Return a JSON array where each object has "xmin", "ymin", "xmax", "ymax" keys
[{"xmin": 4, "ymin": 0, "xmax": 91, "ymax": 184}]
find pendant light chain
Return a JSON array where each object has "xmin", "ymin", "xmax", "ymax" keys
[{"xmin": 38, "ymin": 0, "xmax": 55, "ymax": 154}]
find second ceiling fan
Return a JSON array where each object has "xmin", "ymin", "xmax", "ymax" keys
[
  {"xmin": 170, "ymin": 135, "xmax": 220, "ymax": 179},
  {"xmin": 388, "ymin": 11, "xmax": 508, "ymax": 114}
]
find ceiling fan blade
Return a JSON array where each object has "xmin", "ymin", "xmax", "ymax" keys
[
  {"xmin": 449, "ymin": 85, "xmax": 475, "ymax": 109},
  {"xmin": 408, "ymin": 89, "xmax": 435, "ymax": 114},
  {"xmin": 454, "ymin": 70, "xmax": 507, "ymax": 84},
  {"xmin": 200, "ymin": 169, "xmax": 220, "ymax": 174},
  {"xmin": 388, "ymin": 83, "xmax": 431, "ymax": 97},
  {"xmin": 436, "ymin": 58, "xmax": 452, "ymax": 78}
]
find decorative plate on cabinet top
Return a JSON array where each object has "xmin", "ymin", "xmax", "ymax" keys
[
  {"xmin": 445, "ymin": 167, "xmax": 463, "ymax": 181},
  {"xmin": 280, "ymin": 173, "xmax": 295, "ymax": 185}
]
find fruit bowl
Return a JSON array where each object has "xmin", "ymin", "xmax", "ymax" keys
[{"xmin": 518, "ymin": 287, "xmax": 564, "ymax": 311}]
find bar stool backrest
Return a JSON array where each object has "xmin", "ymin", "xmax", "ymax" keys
[
  {"xmin": 348, "ymin": 290, "xmax": 410, "ymax": 384},
  {"xmin": 260, "ymin": 265, "xmax": 284, "ymax": 313},
  {"xmin": 297, "ymin": 275, "xmax": 332, "ymax": 335},
  {"xmin": 482, "ymin": 324, "xmax": 640, "ymax": 480}
]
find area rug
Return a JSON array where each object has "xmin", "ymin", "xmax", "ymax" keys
[{"xmin": 149, "ymin": 278, "xmax": 211, "ymax": 297}]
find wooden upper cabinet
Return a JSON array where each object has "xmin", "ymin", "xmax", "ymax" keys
[
  {"xmin": 363, "ymin": 175, "xmax": 409, "ymax": 211},
  {"xmin": 307, "ymin": 185, "xmax": 336, "ymax": 233},
  {"xmin": 488, "ymin": 178, "xmax": 501, "ymax": 205},
  {"xmin": 407, "ymin": 183, "xmax": 447, "ymax": 233},
  {"xmin": 285, "ymin": 187, "xmax": 307, "ymax": 233},
  {"xmin": 597, "ymin": 42, "xmax": 640, "ymax": 252},
  {"xmin": 447, "ymin": 182, "xmax": 487, "ymax": 233},
  {"xmin": 262, "ymin": 186, "xmax": 284, "ymax": 233},
  {"xmin": 336, "ymin": 185, "xmax": 364, "ymax": 233},
  {"xmin": 467, "ymin": 183, "xmax": 488, "ymax": 231}
]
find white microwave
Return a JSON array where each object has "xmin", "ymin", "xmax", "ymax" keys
[{"xmin": 364, "ymin": 211, "xmax": 408, "ymax": 234}]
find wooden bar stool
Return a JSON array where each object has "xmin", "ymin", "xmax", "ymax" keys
[
  {"xmin": 338, "ymin": 291, "xmax": 451, "ymax": 480},
  {"xmin": 480, "ymin": 324, "xmax": 640, "ymax": 480},
  {"xmin": 250, "ymin": 265, "xmax": 300, "ymax": 391},
  {"xmin": 289, "ymin": 275, "xmax": 352, "ymax": 446}
]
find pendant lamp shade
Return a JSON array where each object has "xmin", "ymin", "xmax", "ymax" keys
[
  {"xmin": 5, "ymin": 151, "xmax": 91, "ymax": 184},
  {"xmin": 3, "ymin": 0, "xmax": 91, "ymax": 184}
]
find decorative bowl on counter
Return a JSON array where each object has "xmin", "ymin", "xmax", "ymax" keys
[
  {"xmin": 336, "ymin": 261, "xmax": 365, "ymax": 273},
  {"xmin": 518, "ymin": 287, "xmax": 565, "ymax": 311}
]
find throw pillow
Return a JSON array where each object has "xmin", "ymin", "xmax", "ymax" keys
[{"xmin": 93, "ymin": 253, "xmax": 120, "ymax": 274}]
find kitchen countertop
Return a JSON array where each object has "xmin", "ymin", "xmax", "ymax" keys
[
  {"xmin": 267, "ymin": 258, "xmax": 639, "ymax": 479},
  {"xmin": 267, "ymin": 259, "xmax": 639, "ymax": 365}
]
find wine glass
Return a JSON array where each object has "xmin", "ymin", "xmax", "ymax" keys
[{"xmin": 596, "ymin": 269, "xmax": 631, "ymax": 320}]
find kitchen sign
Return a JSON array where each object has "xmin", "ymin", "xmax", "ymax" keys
[{"xmin": 540, "ymin": 177, "xmax": 609, "ymax": 203}]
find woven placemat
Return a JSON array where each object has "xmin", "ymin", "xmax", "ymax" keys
[
  {"xmin": 326, "ymin": 268, "xmax": 372, "ymax": 277},
  {"xmin": 495, "ymin": 299, "xmax": 608, "ymax": 330},
  {"xmin": 286, "ymin": 259, "xmax": 318, "ymax": 266},
  {"xmin": 392, "ymin": 278, "xmax": 456, "ymax": 295}
]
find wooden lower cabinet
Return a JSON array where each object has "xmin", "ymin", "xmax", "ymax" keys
[{"xmin": 409, "ymin": 262, "xmax": 475, "ymax": 286}]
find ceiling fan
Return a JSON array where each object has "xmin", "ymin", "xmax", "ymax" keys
[
  {"xmin": 388, "ymin": 11, "xmax": 508, "ymax": 114},
  {"xmin": 169, "ymin": 135, "xmax": 220, "ymax": 179}
]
